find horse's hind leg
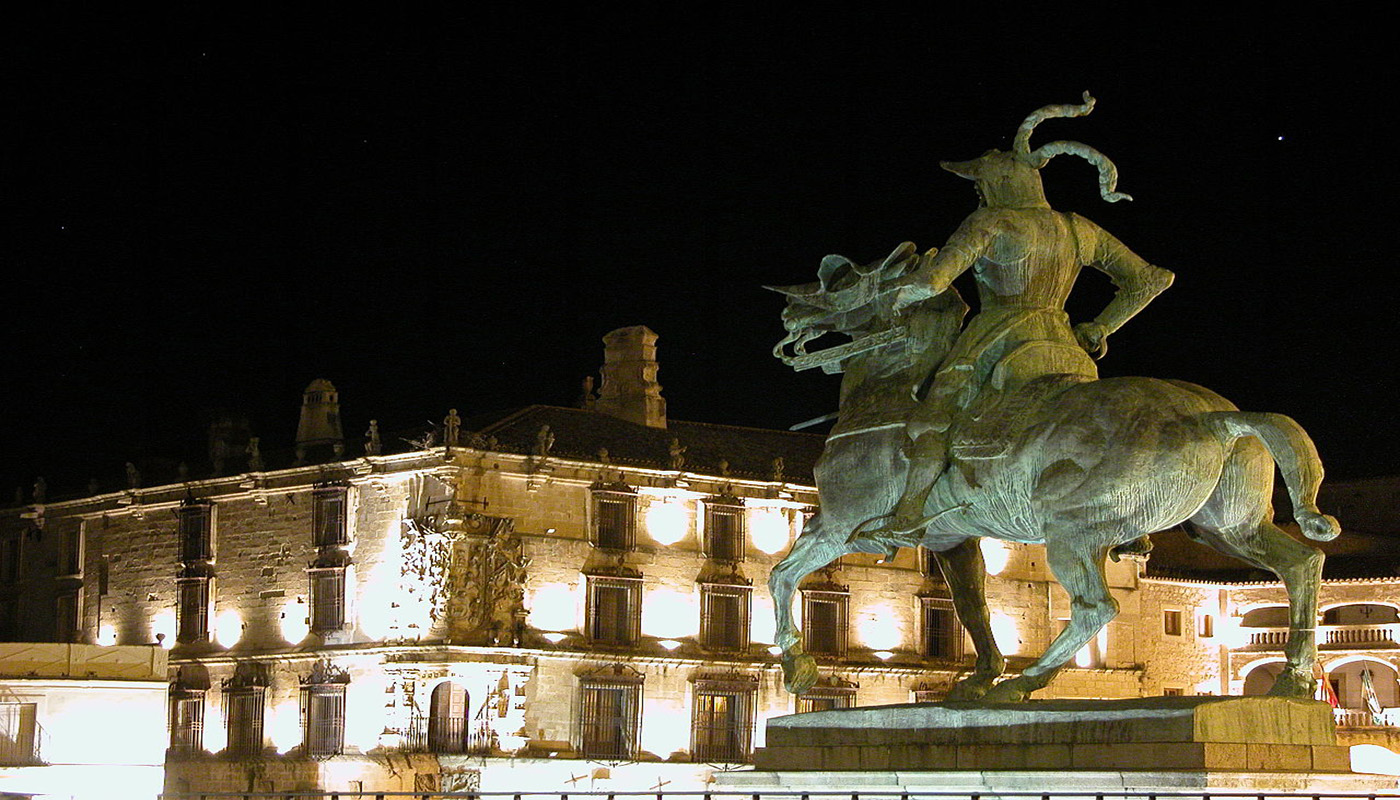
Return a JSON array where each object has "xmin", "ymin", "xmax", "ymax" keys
[
  {"xmin": 931, "ymin": 539, "xmax": 1005, "ymax": 700},
  {"xmin": 1188, "ymin": 517, "xmax": 1323, "ymax": 697},
  {"xmin": 982, "ymin": 535, "xmax": 1118, "ymax": 702},
  {"xmin": 1189, "ymin": 438, "xmax": 1324, "ymax": 698}
]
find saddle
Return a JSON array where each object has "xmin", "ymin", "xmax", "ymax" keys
[{"xmin": 949, "ymin": 340, "xmax": 1097, "ymax": 461}]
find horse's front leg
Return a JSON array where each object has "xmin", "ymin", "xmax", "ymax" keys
[
  {"xmin": 931, "ymin": 537, "xmax": 1005, "ymax": 700},
  {"xmin": 982, "ymin": 536, "xmax": 1118, "ymax": 702},
  {"xmin": 769, "ymin": 514, "xmax": 847, "ymax": 694}
]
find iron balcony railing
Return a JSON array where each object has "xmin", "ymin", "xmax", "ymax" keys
[
  {"xmin": 403, "ymin": 713, "xmax": 494, "ymax": 755},
  {"xmin": 0, "ymin": 703, "xmax": 45, "ymax": 767}
]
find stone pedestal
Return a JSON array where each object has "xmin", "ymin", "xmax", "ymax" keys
[{"xmin": 718, "ymin": 696, "xmax": 1399, "ymax": 793}]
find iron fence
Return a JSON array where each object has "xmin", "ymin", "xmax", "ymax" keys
[{"xmin": 156, "ymin": 791, "xmax": 1400, "ymax": 800}]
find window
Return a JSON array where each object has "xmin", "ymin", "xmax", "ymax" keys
[
  {"xmin": 309, "ymin": 568, "xmax": 346, "ymax": 633},
  {"xmin": 703, "ymin": 501, "xmax": 745, "ymax": 562},
  {"xmin": 592, "ymin": 490, "xmax": 637, "ymax": 551},
  {"xmin": 55, "ymin": 588, "xmax": 81, "ymax": 643},
  {"xmin": 313, "ymin": 487, "xmax": 349, "ymax": 548},
  {"xmin": 691, "ymin": 678, "xmax": 756, "ymax": 763},
  {"xmin": 176, "ymin": 577, "xmax": 210, "ymax": 644},
  {"xmin": 912, "ymin": 684, "xmax": 941, "ymax": 703},
  {"xmin": 178, "ymin": 502, "xmax": 213, "ymax": 562},
  {"xmin": 0, "ymin": 536, "xmax": 20, "ymax": 583},
  {"xmin": 1163, "ymin": 609, "xmax": 1183, "ymax": 637},
  {"xmin": 700, "ymin": 584, "xmax": 751, "ymax": 652},
  {"xmin": 802, "ymin": 589, "xmax": 848, "ymax": 657},
  {"xmin": 223, "ymin": 684, "xmax": 266, "ymax": 757},
  {"xmin": 578, "ymin": 669, "xmax": 642, "ymax": 761},
  {"xmin": 587, "ymin": 576, "xmax": 641, "ymax": 645},
  {"xmin": 302, "ymin": 683, "xmax": 347, "ymax": 757},
  {"xmin": 1162, "ymin": 686, "xmax": 1184, "ymax": 697},
  {"xmin": 169, "ymin": 689, "xmax": 205, "ymax": 754},
  {"xmin": 1197, "ymin": 613, "xmax": 1215, "ymax": 639},
  {"xmin": 917, "ymin": 546, "xmax": 941, "ymax": 579},
  {"xmin": 797, "ymin": 680, "xmax": 857, "ymax": 714},
  {"xmin": 0, "ymin": 702, "xmax": 39, "ymax": 766},
  {"xmin": 59, "ymin": 525, "xmax": 82, "ymax": 577},
  {"xmin": 0, "ymin": 598, "xmax": 17, "ymax": 641},
  {"xmin": 921, "ymin": 596, "xmax": 964, "ymax": 660}
]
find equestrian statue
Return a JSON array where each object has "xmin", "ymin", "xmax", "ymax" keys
[{"xmin": 767, "ymin": 93, "xmax": 1339, "ymax": 704}]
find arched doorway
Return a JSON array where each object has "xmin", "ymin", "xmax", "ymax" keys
[
  {"xmin": 1326, "ymin": 658, "xmax": 1399, "ymax": 727},
  {"xmin": 1241, "ymin": 660, "xmax": 1285, "ymax": 696},
  {"xmin": 428, "ymin": 681, "xmax": 470, "ymax": 753}
]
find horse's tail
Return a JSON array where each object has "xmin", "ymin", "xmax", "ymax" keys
[{"xmin": 1203, "ymin": 411, "xmax": 1341, "ymax": 541}]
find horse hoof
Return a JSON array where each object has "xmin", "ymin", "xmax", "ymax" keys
[
  {"xmin": 981, "ymin": 679, "xmax": 1032, "ymax": 703},
  {"xmin": 945, "ymin": 674, "xmax": 995, "ymax": 701},
  {"xmin": 783, "ymin": 653, "xmax": 819, "ymax": 695}
]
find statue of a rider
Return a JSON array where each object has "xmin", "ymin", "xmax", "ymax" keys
[{"xmin": 854, "ymin": 93, "xmax": 1174, "ymax": 552}]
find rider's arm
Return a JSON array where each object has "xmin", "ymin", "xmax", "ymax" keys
[
  {"xmin": 1073, "ymin": 213, "xmax": 1174, "ymax": 337},
  {"xmin": 892, "ymin": 212, "xmax": 992, "ymax": 308}
]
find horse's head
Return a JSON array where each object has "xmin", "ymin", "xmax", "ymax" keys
[{"xmin": 767, "ymin": 243, "xmax": 919, "ymax": 365}]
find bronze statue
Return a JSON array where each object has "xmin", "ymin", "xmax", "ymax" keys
[{"xmin": 768, "ymin": 95, "xmax": 1338, "ymax": 703}]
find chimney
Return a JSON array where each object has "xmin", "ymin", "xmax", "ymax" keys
[
  {"xmin": 595, "ymin": 326, "xmax": 666, "ymax": 428},
  {"xmin": 296, "ymin": 378, "xmax": 345, "ymax": 462}
]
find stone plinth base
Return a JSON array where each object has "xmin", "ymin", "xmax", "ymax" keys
[
  {"xmin": 755, "ymin": 696, "xmax": 1350, "ymax": 773},
  {"xmin": 716, "ymin": 768, "xmax": 1399, "ymax": 794}
]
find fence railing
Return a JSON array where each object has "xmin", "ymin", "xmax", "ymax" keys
[{"xmin": 156, "ymin": 791, "xmax": 1400, "ymax": 800}]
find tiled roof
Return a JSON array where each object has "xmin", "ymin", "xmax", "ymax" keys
[{"xmin": 471, "ymin": 405, "xmax": 826, "ymax": 484}]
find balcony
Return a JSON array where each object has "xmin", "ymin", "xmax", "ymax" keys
[
  {"xmin": 0, "ymin": 706, "xmax": 45, "ymax": 767},
  {"xmin": 403, "ymin": 713, "xmax": 494, "ymax": 755},
  {"xmin": 1243, "ymin": 623, "xmax": 1399, "ymax": 650},
  {"xmin": 1335, "ymin": 707, "xmax": 1400, "ymax": 728}
]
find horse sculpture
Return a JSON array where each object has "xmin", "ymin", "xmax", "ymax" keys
[{"xmin": 766, "ymin": 96, "xmax": 1338, "ymax": 704}]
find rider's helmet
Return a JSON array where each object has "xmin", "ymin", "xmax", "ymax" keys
[{"xmin": 942, "ymin": 93, "xmax": 1133, "ymax": 210}]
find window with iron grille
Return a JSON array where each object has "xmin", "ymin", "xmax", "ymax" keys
[
  {"xmin": 921, "ymin": 596, "xmax": 964, "ymax": 660},
  {"xmin": 703, "ymin": 502, "xmax": 745, "ymax": 562},
  {"xmin": 691, "ymin": 679, "xmax": 756, "ymax": 763},
  {"xmin": 802, "ymin": 590, "xmax": 848, "ymax": 657},
  {"xmin": 313, "ymin": 487, "xmax": 349, "ymax": 548},
  {"xmin": 912, "ymin": 686, "xmax": 941, "ymax": 703},
  {"xmin": 587, "ymin": 576, "xmax": 640, "ymax": 645},
  {"xmin": 309, "ymin": 568, "xmax": 346, "ymax": 633},
  {"xmin": 700, "ymin": 584, "xmax": 751, "ymax": 652},
  {"xmin": 169, "ymin": 689, "xmax": 205, "ymax": 754},
  {"xmin": 592, "ymin": 491, "xmax": 637, "ymax": 551},
  {"xmin": 176, "ymin": 577, "xmax": 210, "ymax": 644},
  {"xmin": 223, "ymin": 686, "xmax": 266, "ymax": 757},
  {"xmin": 55, "ymin": 588, "xmax": 81, "ymax": 643},
  {"xmin": 797, "ymin": 684, "xmax": 856, "ymax": 714},
  {"xmin": 302, "ymin": 683, "xmax": 346, "ymax": 757},
  {"xmin": 178, "ymin": 502, "xmax": 213, "ymax": 563},
  {"xmin": 578, "ymin": 676, "xmax": 641, "ymax": 761}
]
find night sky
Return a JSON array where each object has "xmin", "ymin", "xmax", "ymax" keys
[{"xmin": 4, "ymin": 13, "xmax": 1395, "ymax": 499}]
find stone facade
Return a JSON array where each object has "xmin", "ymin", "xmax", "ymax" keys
[{"xmin": 4, "ymin": 395, "xmax": 1400, "ymax": 793}]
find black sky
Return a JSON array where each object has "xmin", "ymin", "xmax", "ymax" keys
[{"xmin": 3, "ymin": 11, "xmax": 1395, "ymax": 498}]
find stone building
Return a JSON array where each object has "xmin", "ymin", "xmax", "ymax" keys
[{"xmin": 2, "ymin": 326, "xmax": 1399, "ymax": 794}]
